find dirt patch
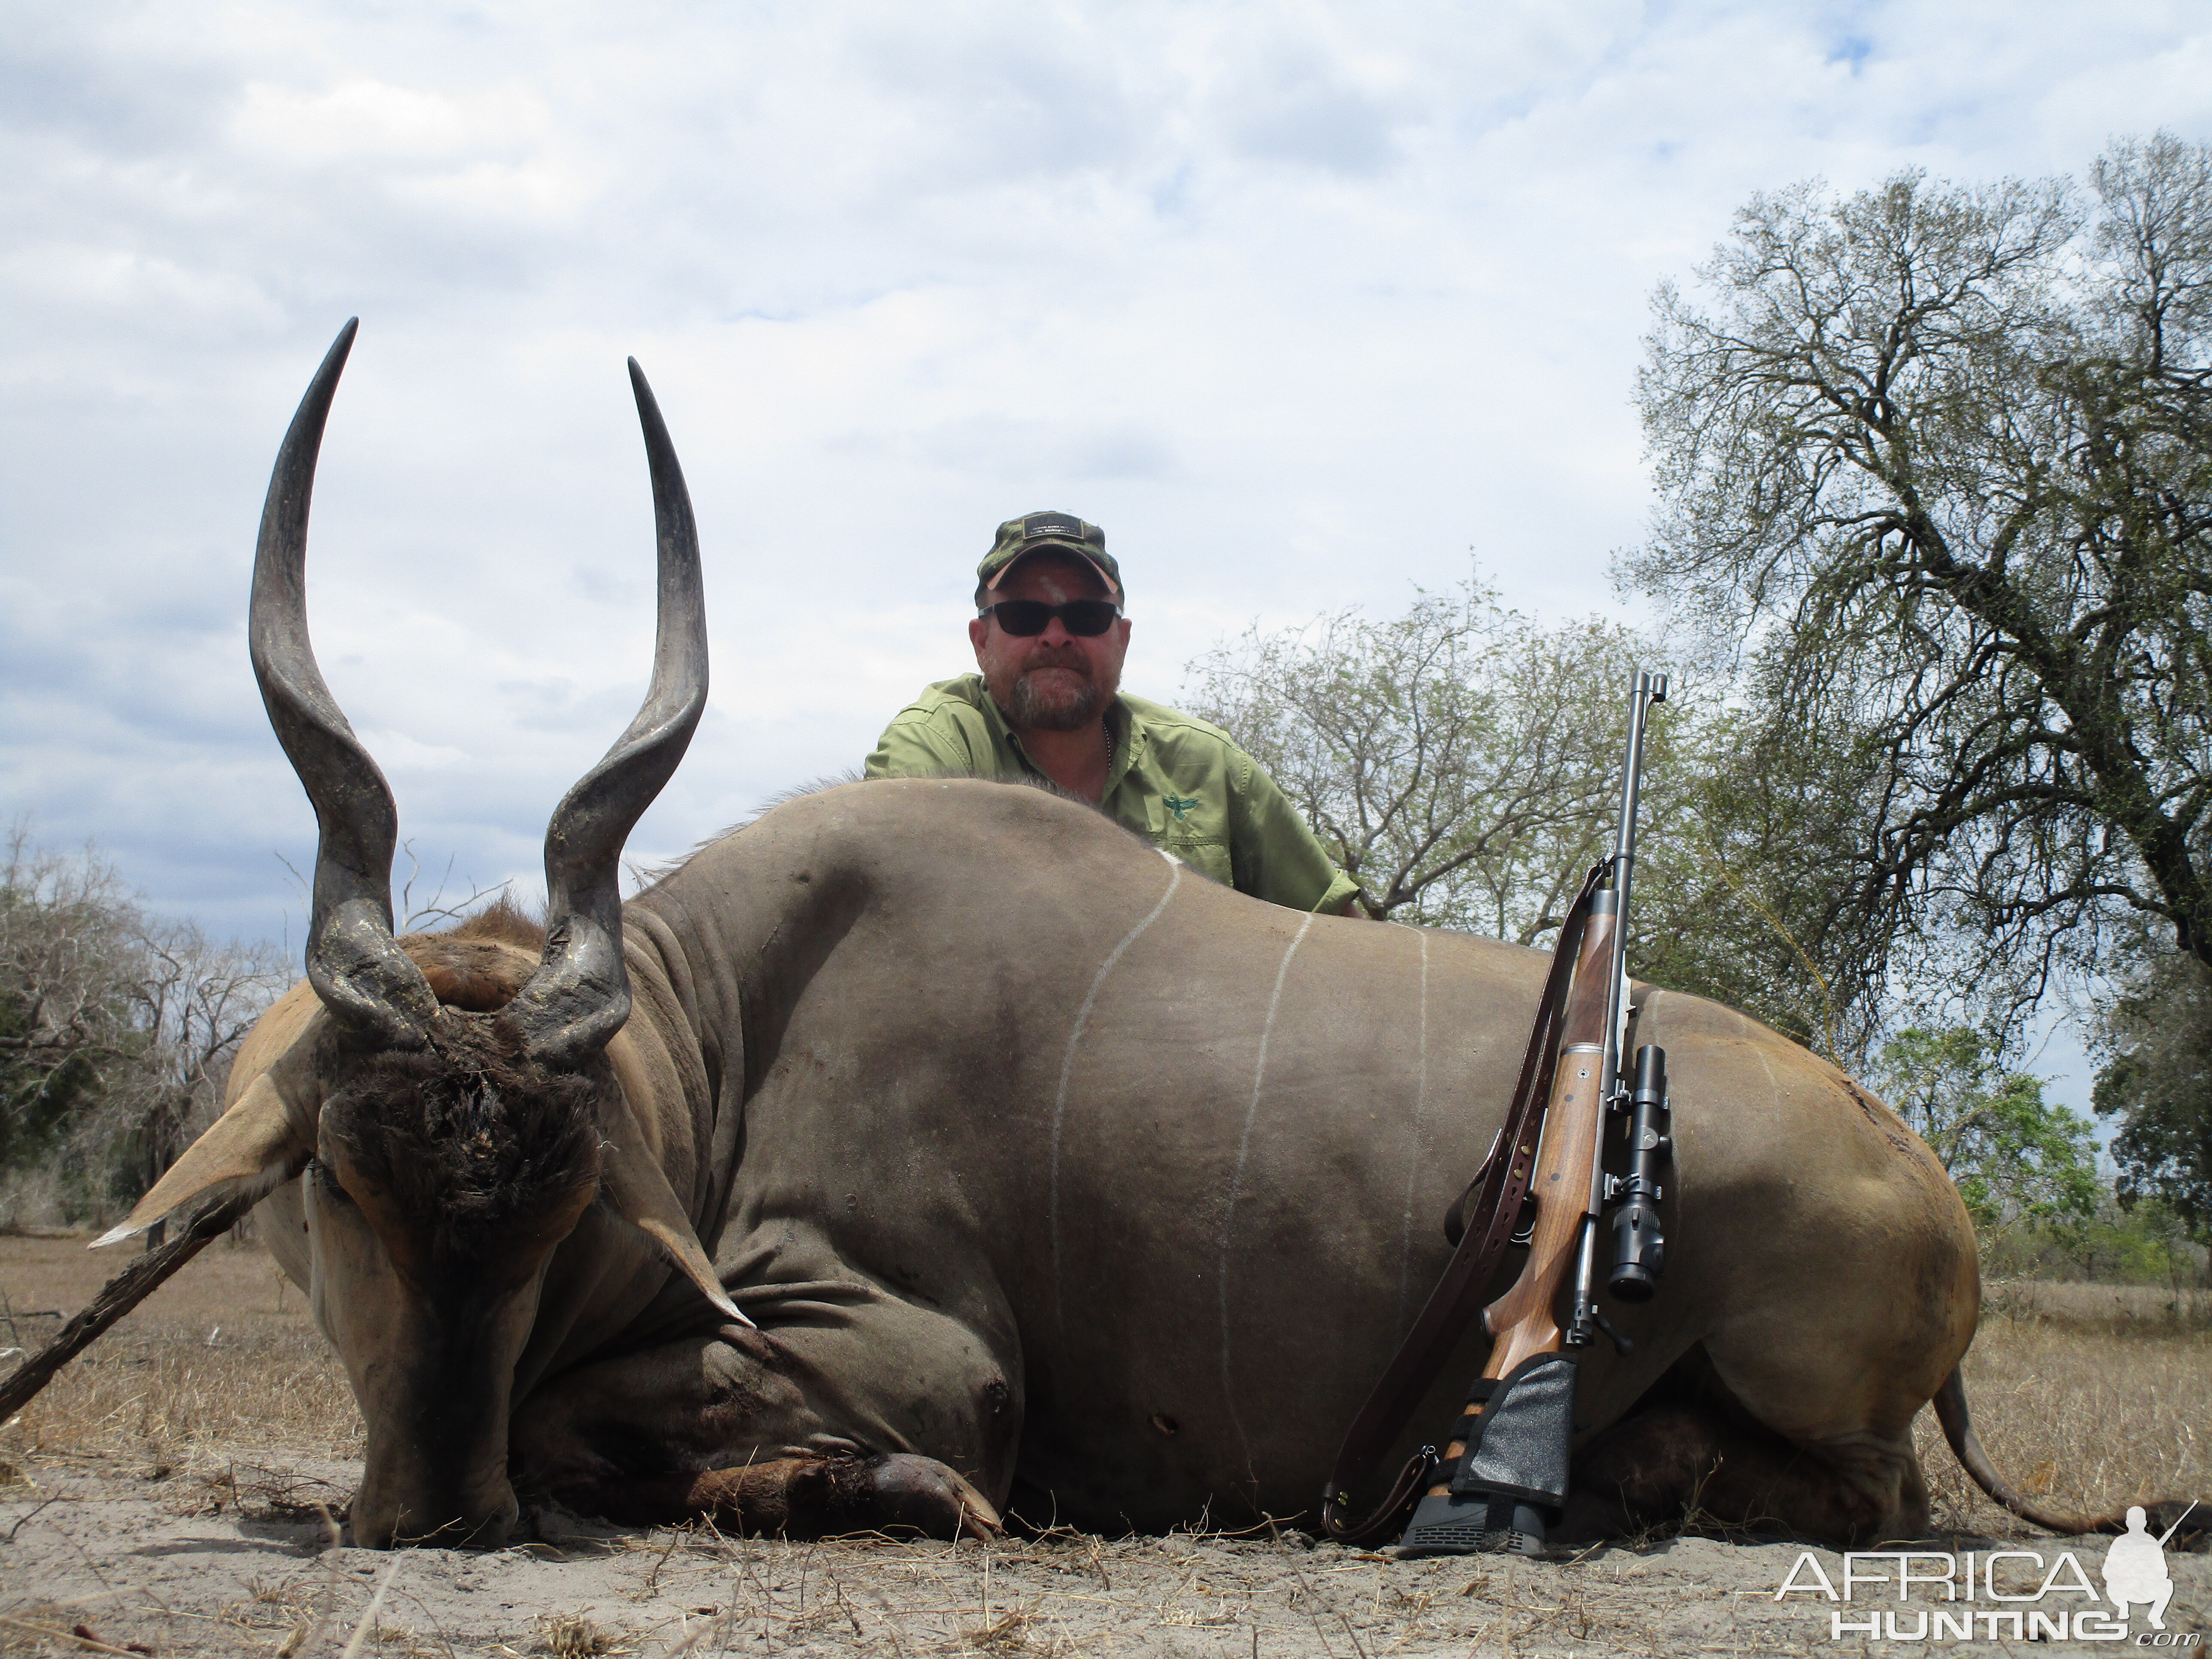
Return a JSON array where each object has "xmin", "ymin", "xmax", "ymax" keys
[
  {"xmin": 1, "ymin": 1474, "xmax": 2205, "ymax": 1657},
  {"xmin": 3, "ymin": 1237, "xmax": 2207, "ymax": 1656}
]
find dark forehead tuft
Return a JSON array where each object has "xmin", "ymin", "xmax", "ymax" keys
[{"xmin": 322, "ymin": 1013, "xmax": 602, "ymax": 1256}]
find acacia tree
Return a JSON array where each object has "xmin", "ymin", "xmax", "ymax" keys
[
  {"xmin": 1626, "ymin": 136, "xmax": 2212, "ymax": 1027},
  {"xmin": 1183, "ymin": 583, "xmax": 1900, "ymax": 1060},
  {"xmin": 1184, "ymin": 581, "xmax": 1643, "ymax": 941},
  {"xmin": 0, "ymin": 830, "xmax": 287, "ymax": 1220}
]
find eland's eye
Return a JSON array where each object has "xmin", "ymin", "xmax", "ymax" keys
[{"xmin": 307, "ymin": 1158, "xmax": 355, "ymax": 1206}]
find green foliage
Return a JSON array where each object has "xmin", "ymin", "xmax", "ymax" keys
[
  {"xmin": 1626, "ymin": 134, "xmax": 2212, "ymax": 1036},
  {"xmin": 1983, "ymin": 1191, "xmax": 2207, "ymax": 1286},
  {"xmin": 2094, "ymin": 948, "xmax": 2212, "ymax": 1242},
  {"xmin": 1871, "ymin": 1026, "xmax": 2101, "ymax": 1240}
]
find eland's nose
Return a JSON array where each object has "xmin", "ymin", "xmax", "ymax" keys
[{"xmin": 352, "ymin": 1484, "xmax": 519, "ymax": 1550}]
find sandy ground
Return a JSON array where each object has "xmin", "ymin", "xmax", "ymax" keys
[
  {"xmin": 1, "ymin": 1236, "xmax": 2206, "ymax": 1657},
  {"xmin": 2, "ymin": 1466, "xmax": 2206, "ymax": 1657}
]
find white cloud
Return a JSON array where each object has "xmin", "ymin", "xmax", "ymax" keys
[{"xmin": 231, "ymin": 78, "xmax": 550, "ymax": 164}]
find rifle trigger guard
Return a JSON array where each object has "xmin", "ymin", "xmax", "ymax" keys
[{"xmin": 1588, "ymin": 1307, "xmax": 1633, "ymax": 1355}]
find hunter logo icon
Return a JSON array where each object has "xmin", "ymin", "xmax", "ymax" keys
[
  {"xmin": 1769, "ymin": 1499, "xmax": 2203, "ymax": 1644},
  {"xmin": 2106, "ymin": 1502, "xmax": 2194, "ymax": 1630},
  {"xmin": 1164, "ymin": 794, "xmax": 1199, "ymax": 821}
]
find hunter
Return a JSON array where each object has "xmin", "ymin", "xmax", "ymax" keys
[{"xmin": 865, "ymin": 511, "xmax": 1362, "ymax": 916}]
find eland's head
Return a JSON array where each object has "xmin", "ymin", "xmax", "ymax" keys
[{"xmin": 100, "ymin": 321, "xmax": 741, "ymax": 1546}]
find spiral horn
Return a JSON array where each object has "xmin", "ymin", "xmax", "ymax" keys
[
  {"xmin": 502, "ymin": 360, "xmax": 708, "ymax": 1069},
  {"xmin": 249, "ymin": 319, "xmax": 441, "ymax": 1049}
]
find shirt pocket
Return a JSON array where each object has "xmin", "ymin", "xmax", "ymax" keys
[{"xmin": 1162, "ymin": 833, "xmax": 1233, "ymax": 887}]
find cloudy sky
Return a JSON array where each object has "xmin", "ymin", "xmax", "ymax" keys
[{"xmin": 4, "ymin": 2, "xmax": 2209, "ymax": 1096}]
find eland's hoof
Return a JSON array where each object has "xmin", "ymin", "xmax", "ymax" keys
[{"xmin": 863, "ymin": 1452, "xmax": 1003, "ymax": 1540}]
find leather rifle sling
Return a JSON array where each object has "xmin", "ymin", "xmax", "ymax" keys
[{"xmin": 1318, "ymin": 864, "xmax": 1605, "ymax": 1546}]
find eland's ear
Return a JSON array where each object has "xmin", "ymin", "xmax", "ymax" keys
[
  {"xmin": 92, "ymin": 1073, "xmax": 310, "ymax": 1249},
  {"xmin": 595, "ymin": 1085, "xmax": 750, "ymax": 1327}
]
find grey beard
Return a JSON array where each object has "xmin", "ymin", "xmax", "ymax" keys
[{"xmin": 1009, "ymin": 669, "xmax": 1103, "ymax": 731}]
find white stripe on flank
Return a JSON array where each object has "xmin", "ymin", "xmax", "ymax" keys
[
  {"xmin": 1218, "ymin": 909, "xmax": 1316, "ymax": 1471},
  {"xmin": 1051, "ymin": 853, "xmax": 1184, "ymax": 1331},
  {"xmin": 1397, "ymin": 923, "xmax": 1430, "ymax": 1316}
]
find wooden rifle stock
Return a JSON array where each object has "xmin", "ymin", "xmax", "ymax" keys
[{"xmin": 1424, "ymin": 893, "xmax": 1617, "ymax": 1490}]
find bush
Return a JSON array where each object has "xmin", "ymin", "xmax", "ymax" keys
[{"xmin": 0, "ymin": 829, "xmax": 287, "ymax": 1226}]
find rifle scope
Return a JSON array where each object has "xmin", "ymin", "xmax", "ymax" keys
[{"xmin": 1606, "ymin": 1043, "xmax": 1671, "ymax": 1301}]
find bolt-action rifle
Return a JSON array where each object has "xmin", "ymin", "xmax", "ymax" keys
[
  {"xmin": 1392, "ymin": 668, "xmax": 1672, "ymax": 1555},
  {"xmin": 1319, "ymin": 669, "xmax": 1675, "ymax": 1553}
]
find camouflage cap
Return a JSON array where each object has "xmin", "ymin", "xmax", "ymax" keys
[{"xmin": 977, "ymin": 511, "xmax": 1122, "ymax": 600}]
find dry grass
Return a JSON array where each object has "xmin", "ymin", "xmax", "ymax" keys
[
  {"xmin": 1981, "ymin": 1276, "xmax": 2212, "ymax": 1334},
  {"xmin": 1915, "ymin": 1281, "xmax": 2212, "ymax": 1535},
  {"xmin": 0, "ymin": 1231, "xmax": 360, "ymax": 1476},
  {"xmin": 538, "ymin": 1612, "xmax": 633, "ymax": 1656}
]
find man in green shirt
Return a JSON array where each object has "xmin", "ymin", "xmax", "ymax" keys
[{"xmin": 864, "ymin": 511, "xmax": 1363, "ymax": 916}]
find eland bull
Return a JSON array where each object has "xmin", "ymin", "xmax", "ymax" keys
[{"xmin": 107, "ymin": 322, "xmax": 2198, "ymax": 1552}]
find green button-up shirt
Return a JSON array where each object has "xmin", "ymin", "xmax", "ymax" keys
[{"xmin": 864, "ymin": 675, "xmax": 1360, "ymax": 916}]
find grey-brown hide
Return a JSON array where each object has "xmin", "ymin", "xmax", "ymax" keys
[{"xmin": 219, "ymin": 776, "xmax": 1979, "ymax": 1543}]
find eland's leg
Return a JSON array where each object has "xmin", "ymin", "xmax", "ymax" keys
[
  {"xmin": 510, "ymin": 1282, "xmax": 1017, "ymax": 1539},
  {"xmin": 1558, "ymin": 1346, "xmax": 1931, "ymax": 1547},
  {"xmin": 1560, "ymin": 1401, "xmax": 1928, "ymax": 1546}
]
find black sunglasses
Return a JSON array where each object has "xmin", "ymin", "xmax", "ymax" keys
[{"xmin": 979, "ymin": 599, "xmax": 1123, "ymax": 637}]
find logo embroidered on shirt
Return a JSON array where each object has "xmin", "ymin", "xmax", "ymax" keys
[{"xmin": 1164, "ymin": 794, "xmax": 1200, "ymax": 821}]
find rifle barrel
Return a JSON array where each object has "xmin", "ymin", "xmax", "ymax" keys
[
  {"xmin": 1601, "ymin": 670, "xmax": 1666, "ymax": 1087},
  {"xmin": 1571, "ymin": 669, "xmax": 1667, "ymax": 1348}
]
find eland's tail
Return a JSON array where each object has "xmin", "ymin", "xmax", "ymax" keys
[{"xmin": 1932, "ymin": 1367, "xmax": 2208, "ymax": 1549}]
